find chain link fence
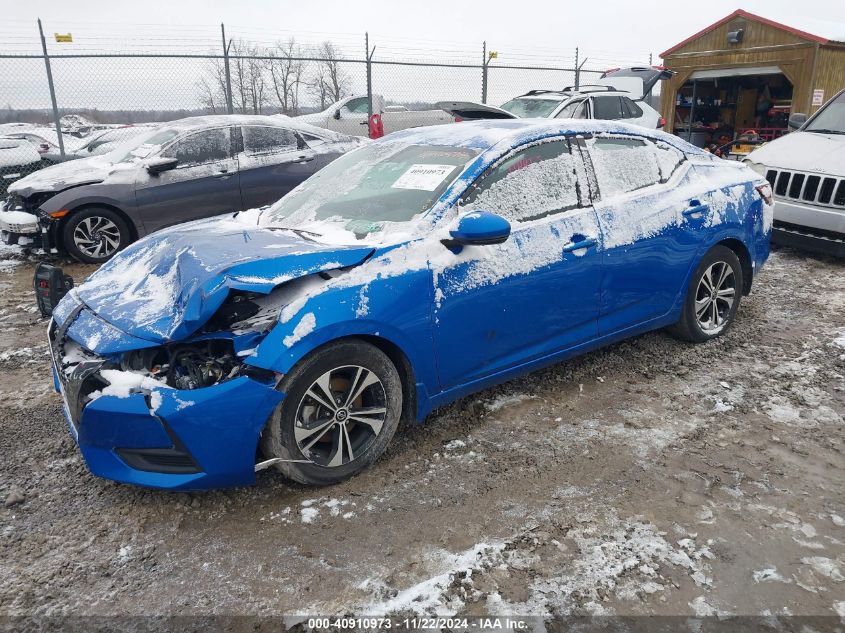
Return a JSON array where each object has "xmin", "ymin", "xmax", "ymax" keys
[{"xmin": 0, "ymin": 22, "xmax": 649, "ymax": 195}]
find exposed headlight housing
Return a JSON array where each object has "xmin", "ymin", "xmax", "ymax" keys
[{"xmin": 743, "ymin": 160, "xmax": 768, "ymax": 177}]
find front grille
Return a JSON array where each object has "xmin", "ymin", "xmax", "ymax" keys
[{"xmin": 765, "ymin": 168, "xmax": 845, "ymax": 209}]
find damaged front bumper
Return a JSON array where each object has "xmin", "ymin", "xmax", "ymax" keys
[{"xmin": 49, "ymin": 307, "xmax": 285, "ymax": 491}]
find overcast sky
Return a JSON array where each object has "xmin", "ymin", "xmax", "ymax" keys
[
  {"xmin": 2, "ymin": 0, "xmax": 843, "ymax": 112},
  {"xmin": 5, "ymin": 0, "xmax": 845, "ymax": 60}
]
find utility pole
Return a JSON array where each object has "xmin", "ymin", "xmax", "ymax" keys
[
  {"xmin": 38, "ymin": 18, "xmax": 65, "ymax": 157},
  {"xmin": 365, "ymin": 32, "xmax": 375, "ymax": 119},
  {"xmin": 221, "ymin": 23, "xmax": 234, "ymax": 114}
]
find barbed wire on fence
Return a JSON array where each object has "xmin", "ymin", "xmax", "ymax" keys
[{"xmin": 0, "ymin": 18, "xmax": 656, "ymax": 169}]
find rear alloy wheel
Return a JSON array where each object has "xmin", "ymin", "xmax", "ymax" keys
[
  {"xmin": 63, "ymin": 208, "xmax": 131, "ymax": 263},
  {"xmin": 669, "ymin": 245, "xmax": 743, "ymax": 343},
  {"xmin": 260, "ymin": 340, "xmax": 402, "ymax": 485}
]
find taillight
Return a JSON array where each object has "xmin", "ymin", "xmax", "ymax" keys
[
  {"xmin": 756, "ymin": 183, "xmax": 773, "ymax": 205},
  {"xmin": 657, "ymin": 117, "xmax": 666, "ymax": 128},
  {"xmin": 454, "ymin": 116, "xmax": 463, "ymax": 123}
]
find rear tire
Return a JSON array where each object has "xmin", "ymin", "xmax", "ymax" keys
[
  {"xmin": 63, "ymin": 207, "xmax": 131, "ymax": 264},
  {"xmin": 669, "ymin": 245, "xmax": 743, "ymax": 343},
  {"xmin": 260, "ymin": 340, "xmax": 403, "ymax": 486}
]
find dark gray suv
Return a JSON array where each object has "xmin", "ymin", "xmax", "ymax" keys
[{"xmin": 2, "ymin": 115, "xmax": 363, "ymax": 263}]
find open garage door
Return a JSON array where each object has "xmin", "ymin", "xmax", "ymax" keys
[{"xmin": 674, "ymin": 67, "xmax": 794, "ymax": 153}]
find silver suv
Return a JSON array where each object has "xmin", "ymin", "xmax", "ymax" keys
[{"xmin": 745, "ymin": 88, "xmax": 845, "ymax": 256}]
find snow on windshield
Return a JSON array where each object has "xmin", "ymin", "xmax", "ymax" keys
[{"xmin": 261, "ymin": 143, "xmax": 480, "ymax": 240}]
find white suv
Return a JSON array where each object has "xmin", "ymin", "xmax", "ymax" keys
[
  {"xmin": 745, "ymin": 88, "xmax": 845, "ymax": 256},
  {"xmin": 438, "ymin": 67, "xmax": 670, "ymax": 130}
]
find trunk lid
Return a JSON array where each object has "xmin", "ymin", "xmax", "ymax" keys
[{"xmin": 435, "ymin": 101, "xmax": 518, "ymax": 121}]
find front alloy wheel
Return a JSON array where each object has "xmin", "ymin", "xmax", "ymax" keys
[
  {"xmin": 260, "ymin": 340, "xmax": 403, "ymax": 485},
  {"xmin": 294, "ymin": 366, "xmax": 388, "ymax": 468},
  {"xmin": 73, "ymin": 216, "xmax": 122, "ymax": 260},
  {"xmin": 62, "ymin": 207, "xmax": 131, "ymax": 264}
]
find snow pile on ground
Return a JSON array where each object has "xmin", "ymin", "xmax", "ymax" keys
[{"xmin": 351, "ymin": 512, "xmax": 714, "ymax": 618}]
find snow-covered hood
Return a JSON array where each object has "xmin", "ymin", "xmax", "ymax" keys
[
  {"xmin": 746, "ymin": 131, "xmax": 845, "ymax": 177},
  {"xmin": 8, "ymin": 155, "xmax": 126, "ymax": 197},
  {"xmin": 72, "ymin": 213, "xmax": 375, "ymax": 344}
]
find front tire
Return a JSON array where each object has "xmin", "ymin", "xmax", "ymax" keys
[
  {"xmin": 669, "ymin": 245, "xmax": 743, "ymax": 343},
  {"xmin": 260, "ymin": 340, "xmax": 403, "ymax": 485},
  {"xmin": 63, "ymin": 207, "xmax": 131, "ymax": 264}
]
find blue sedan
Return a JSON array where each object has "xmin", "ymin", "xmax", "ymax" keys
[{"xmin": 47, "ymin": 119, "xmax": 773, "ymax": 490}]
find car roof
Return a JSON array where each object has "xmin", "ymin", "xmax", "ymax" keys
[
  {"xmin": 155, "ymin": 114, "xmax": 346, "ymax": 140},
  {"xmin": 511, "ymin": 87, "xmax": 632, "ymax": 101},
  {"xmin": 380, "ymin": 119, "xmax": 704, "ymax": 155}
]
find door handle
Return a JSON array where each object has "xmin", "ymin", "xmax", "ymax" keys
[
  {"xmin": 563, "ymin": 237, "xmax": 596, "ymax": 253},
  {"xmin": 683, "ymin": 200, "xmax": 709, "ymax": 217},
  {"xmin": 360, "ymin": 121, "xmax": 370, "ymax": 125},
  {"xmin": 295, "ymin": 155, "xmax": 315, "ymax": 163}
]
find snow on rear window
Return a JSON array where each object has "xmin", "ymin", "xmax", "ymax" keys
[
  {"xmin": 589, "ymin": 137, "xmax": 661, "ymax": 197},
  {"xmin": 462, "ymin": 139, "xmax": 579, "ymax": 223}
]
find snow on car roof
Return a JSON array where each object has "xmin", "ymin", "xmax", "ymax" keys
[
  {"xmin": 153, "ymin": 114, "xmax": 350, "ymax": 140},
  {"xmin": 378, "ymin": 119, "xmax": 707, "ymax": 155}
]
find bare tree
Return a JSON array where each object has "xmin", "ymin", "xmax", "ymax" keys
[
  {"xmin": 227, "ymin": 40, "xmax": 267, "ymax": 114},
  {"xmin": 266, "ymin": 38, "xmax": 304, "ymax": 115},
  {"xmin": 308, "ymin": 41, "xmax": 351, "ymax": 109},
  {"xmin": 197, "ymin": 57, "xmax": 228, "ymax": 113}
]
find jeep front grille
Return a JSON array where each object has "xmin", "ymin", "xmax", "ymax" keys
[{"xmin": 766, "ymin": 169, "xmax": 845, "ymax": 208}]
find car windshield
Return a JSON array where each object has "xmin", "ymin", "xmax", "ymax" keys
[
  {"xmin": 805, "ymin": 91, "xmax": 845, "ymax": 134},
  {"xmin": 106, "ymin": 128, "xmax": 181, "ymax": 163},
  {"xmin": 261, "ymin": 143, "xmax": 479, "ymax": 240},
  {"xmin": 499, "ymin": 97, "xmax": 563, "ymax": 118}
]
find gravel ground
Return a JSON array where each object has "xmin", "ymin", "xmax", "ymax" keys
[{"xmin": 0, "ymin": 244, "xmax": 843, "ymax": 629}]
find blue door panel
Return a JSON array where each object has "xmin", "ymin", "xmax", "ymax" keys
[{"xmin": 432, "ymin": 208, "xmax": 602, "ymax": 389}]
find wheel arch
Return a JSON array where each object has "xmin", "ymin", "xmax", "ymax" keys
[
  {"xmin": 62, "ymin": 202, "xmax": 139, "ymax": 242},
  {"xmin": 716, "ymin": 237, "xmax": 753, "ymax": 295}
]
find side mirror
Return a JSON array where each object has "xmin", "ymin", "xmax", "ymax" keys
[
  {"xmin": 442, "ymin": 211, "xmax": 511, "ymax": 251},
  {"xmin": 144, "ymin": 156, "xmax": 178, "ymax": 175},
  {"xmin": 788, "ymin": 113, "xmax": 807, "ymax": 130},
  {"xmin": 333, "ymin": 109, "xmax": 341, "ymax": 120}
]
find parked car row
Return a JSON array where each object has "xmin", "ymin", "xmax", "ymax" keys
[{"xmin": 1, "ymin": 115, "xmax": 363, "ymax": 262}]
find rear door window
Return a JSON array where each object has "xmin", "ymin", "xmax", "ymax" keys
[
  {"xmin": 242, "ymin": 126, "xmax": 298, "ymax": 154},
  {"xmin": 162, "ymin": 128, "xmax": 232, "ymax": 167},
  {"xmin": 462, "ymin": 139, "xmax": 581, "ymax": 222},
  {"xmin": 591, "ymin": 96, "xmax": 625, "ymax": 120},
  {"xmin": 588, "ymin": 137, "xmax": 661, "ymax": 197}
]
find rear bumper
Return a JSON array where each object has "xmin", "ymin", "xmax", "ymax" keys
[{"xmin": 772, "ymin": 223, "xmax": 845, "ymax": 258}]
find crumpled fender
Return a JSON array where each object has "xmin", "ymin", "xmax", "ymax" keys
[{"xmin": 246, "ymin": 266, "xmax": 438, "ymax": 417}]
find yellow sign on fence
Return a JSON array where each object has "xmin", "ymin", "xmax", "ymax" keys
[{"xmin": 54, "ymin": 33, "xmax": 73, "ymax": 43}]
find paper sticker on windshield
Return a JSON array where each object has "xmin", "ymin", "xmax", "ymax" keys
[
  {"xmin": 129, "ymin": 143, "xmax": 156, "ymax": 159},
  {"xmin": 392, "ymin": 164, "xmax": 455, "ymax": 191}
]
